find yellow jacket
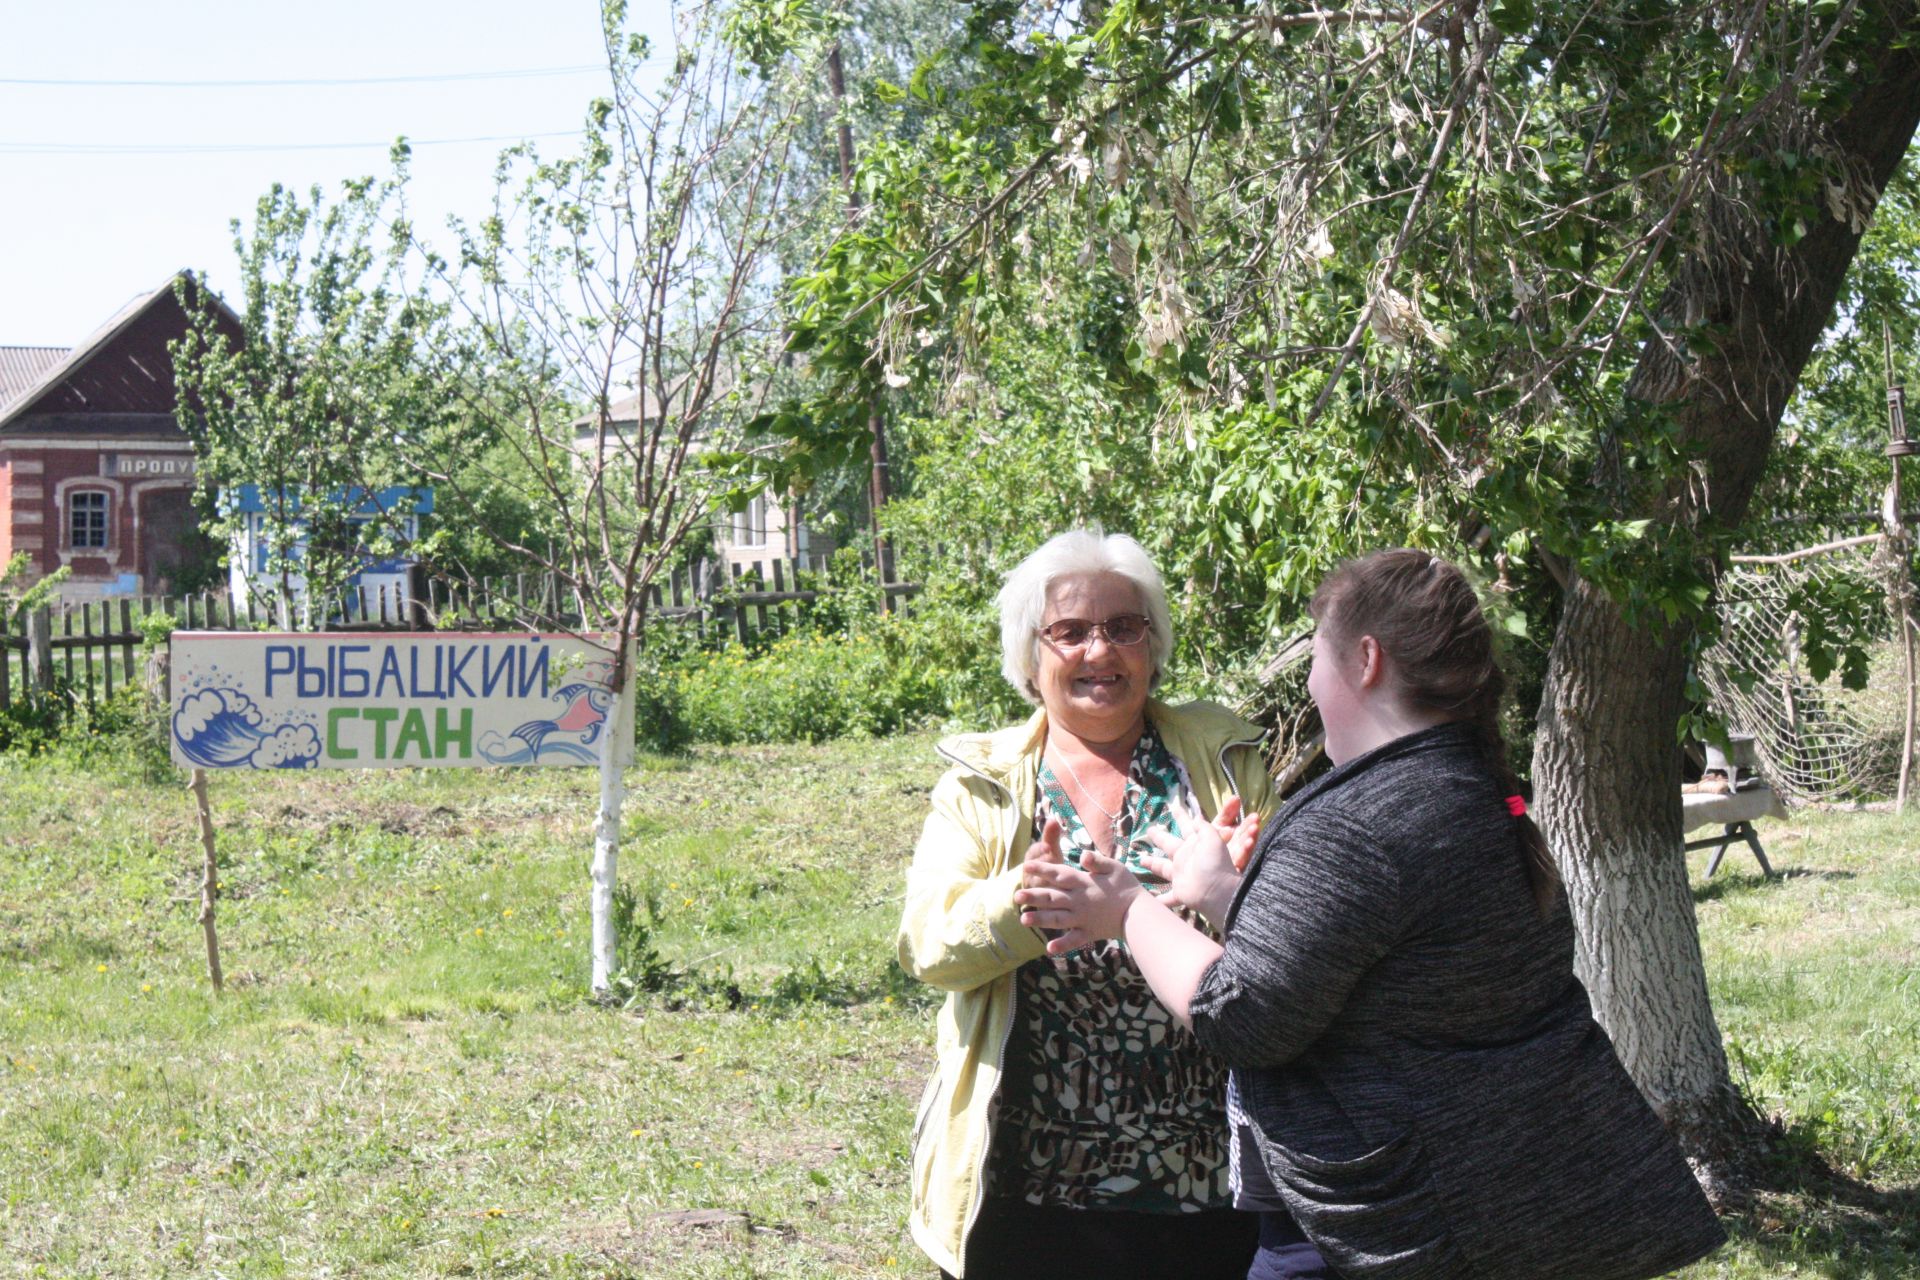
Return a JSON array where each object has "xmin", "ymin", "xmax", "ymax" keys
[{"xmin": 897, "ymin": 698, "xmax": 1277, "ymax": 1276}]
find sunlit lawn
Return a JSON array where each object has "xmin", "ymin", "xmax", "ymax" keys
[{"xmin": 1, "ymin": 738, "xmax": 1914, "ymax": 1277}]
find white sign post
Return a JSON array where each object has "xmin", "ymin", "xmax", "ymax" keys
[{"xmin": 169, "ymin": 631, "xmax": 636, "ymax": 988}]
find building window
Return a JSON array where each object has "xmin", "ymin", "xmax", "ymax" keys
[
  {"xmin": 69, "ymin": 490, "xmax": 110, "ymax": 550},
  {"xmin": 731, "ymin": 493, "xmax": 769, "ymax": 548}
]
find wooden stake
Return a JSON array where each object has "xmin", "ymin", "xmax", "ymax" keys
[
  {"xmin": 1883, "ymin": 322, "xmax": 1916, "ymax": 815},
  {"xmin": 189, "ymin": 768, "xmax": 224, "ymax": 991},
  {"xmin": 1890, "ymin": 467, "xmax": 1915, "ymax": 816}
]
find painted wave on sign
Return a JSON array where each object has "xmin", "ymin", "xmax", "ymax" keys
[
  {"xmin": 477, "ymin": 680, "xmax": 614, "ymax": 766},
  {"xmin": 173, "ymin": 688, "xmax": 323, "ymax": 770}
]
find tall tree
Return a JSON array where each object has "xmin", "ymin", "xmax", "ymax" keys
[
  {"xmin": 395, "ymin": 0, "xmax": 820, "ymax": 991},
  {"xmin": 174, "ymin": 177, "xmax": 450, "ymax": 624},
  {"xmin": 767, "ymin": 0, "xmax": 1920, "ymax": 1188}
]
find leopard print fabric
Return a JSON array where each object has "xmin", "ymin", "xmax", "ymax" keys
[{"xmin": 986, "ymin": 726, "xmax": 1234, "ymax": 1213}]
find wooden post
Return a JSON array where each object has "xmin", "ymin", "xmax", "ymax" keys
[
  {"xmin": 189, "ymin": 768, "xmax": 224, "ymax": 992},
  {"xmin": 83, "ymin": 602, "xmax": 98, "ymax": 702},
  {"xmin": 731, "ymin": 563, "xmax": 749, "ymax": 645},
  {"xmin": 1886, "ymin": 468, "xmax": 1915, "ymax": 815},
  {"xmin": 119, "ymin": 599, "xmax": 135, "ymax": 685},
  {"xmin": 26, "ymin": 607, "xmax": 53, "ymax": 693},
  {"xmin": 1883, "ymin": 323, "xmax": 1917, "ymax": 814}
]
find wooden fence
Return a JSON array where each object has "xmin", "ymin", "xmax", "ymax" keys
[{"xmin": 0, "ymin": 553, "xmax": 918, "ymax": 711}]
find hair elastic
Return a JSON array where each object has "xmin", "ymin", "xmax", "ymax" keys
[{"xmin": 1505, "ymin": 795, "xmax": 1527, "ymax": 818}]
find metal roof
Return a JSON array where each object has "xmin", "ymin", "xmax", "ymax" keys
[
  {"xmin": 0, "ymin": 272, "xmax": 243, "ymax": 433},
  {"xmin": 0, "ymin": 346, "xmax": 70, "ymax": 411}
]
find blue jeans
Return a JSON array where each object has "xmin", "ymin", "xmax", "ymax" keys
[{"xmin": 1245, "ymin": 1210, "xmax": 1337, "ymax": 1279}]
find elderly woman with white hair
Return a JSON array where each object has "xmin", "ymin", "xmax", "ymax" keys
[{"xmin": 898, "ymin": 529, "xmax": 1280, "ymax": 1279}]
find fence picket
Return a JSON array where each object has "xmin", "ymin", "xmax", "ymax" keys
[
  {"xmin": 85, "ymin": 603, "xmax": 103, "ymax": 702},
  {"xmin": 120, "ymin": 600, "xmax": 134, "ymax": 683},
  {"xmin": 731, "ymin": 563, "xmax": 749, "ymax": 645}
]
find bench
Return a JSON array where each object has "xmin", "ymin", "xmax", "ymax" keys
[{"xmin": 1683, "ymin": 786, "xmax": 1785, "ymax": 877}]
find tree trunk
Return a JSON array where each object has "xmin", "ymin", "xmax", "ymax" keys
[
  {"xmin": 1534, "ymin": 585, "xmax": 1749, "ymax": 1177},
  {"xmin": 1535, "ymin": 12, "xmax": 1920, "ymax": 1190},
  {"xmin": 590, "ymin": 673, "xmax": 634, "ymax": 993}
]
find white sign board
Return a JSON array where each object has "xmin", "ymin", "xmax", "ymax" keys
[{"xmin": 169, "ymin": 632, "xmax": 634, "ymax": 770}]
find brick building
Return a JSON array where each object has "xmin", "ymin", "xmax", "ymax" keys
[{"xmin": 0, "ymin": 273, "xmax": 240, "ymax": 601}]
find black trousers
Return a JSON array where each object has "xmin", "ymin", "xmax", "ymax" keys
[{"xmin": 943, "ymin": 1197, "xmax": 1260, "ymax": 1280}]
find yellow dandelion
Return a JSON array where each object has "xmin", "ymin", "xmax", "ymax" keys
[
  {"xmin": 96, "ymin": 963, "xmax": 108, "ymax": 972},
  {"xmin": 400, "ymin": 1218, "xmax": 412, "ymax": 1230},
  {"xmin": 693, "ymin": 1160, "xmax": 704, "ymax": 1168},
  {"xmin": 473, "ymin": 926, "xmax": 485, "ymax": 936},
  {"xmin": 485, "ymin": 1206, "xmax": 505, "ymax": 1218},
  {"xmin": 630, "ymin": 1127, "xmax": 645, "ymax": 1137},
  {"xmin": 682, "ymin": 897, "xmax": 694, "ymax": 908},
  {"xmin": 501, "ymin": 909, "xmax": 513, "ymax": 919},
  {"xmin": 141, "ymin": 983, "xmax": 154, "ymax": 993}
]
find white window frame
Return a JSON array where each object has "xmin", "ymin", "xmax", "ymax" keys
[
  {"xmin": 68, "ymin": 489, "xmax": 111, "ymax": 550},
  {"xmin": 730, "ymin": 492, "xmax": 769, "ymax": 548}
]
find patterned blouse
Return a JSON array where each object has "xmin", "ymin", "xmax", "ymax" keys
[{"xmin": 986, "ymin": 725, "xmax": 1234, "ymax": 1213}]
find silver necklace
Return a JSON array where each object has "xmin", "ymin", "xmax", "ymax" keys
[{"xmin": 1051, "ymin": 745, "xmax": 1128, "ymax": 826}]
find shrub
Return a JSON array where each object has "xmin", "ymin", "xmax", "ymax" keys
[
  {"xmin": 0, "ymin": 688, "xmax": 68, "ymax": 756},
  {"xmin": 675, "ymin": 620, "xmax": 951, "ymax": 744},
  {"xmin": 629, "ymin": 624, "xmax": 696, "ymax": 754}
]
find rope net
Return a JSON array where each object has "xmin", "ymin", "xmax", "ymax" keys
[{"xmin": 1697, "ymin": 540, "xmax": 1909, "ymax": 804}]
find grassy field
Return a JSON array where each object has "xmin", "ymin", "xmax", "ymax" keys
[{"xmin": 2, "ymin": 737, "xmax": 1916, "ymax": 1278}]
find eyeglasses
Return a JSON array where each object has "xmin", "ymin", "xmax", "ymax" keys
[{"xmin": 1036, "ymin": 614, "xmax": 1152, "ymax": 650}]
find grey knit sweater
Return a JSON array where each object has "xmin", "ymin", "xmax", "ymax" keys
[{"xmin": 1190, "ymin": 722, "xmax": 1724, "ymax": 1280}]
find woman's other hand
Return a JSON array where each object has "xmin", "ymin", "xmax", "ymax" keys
[
  {"xmin": 1206, "ymin": 795, "xmax": 1264, "ymax": 873},
  {"xmin": 1143, "ymin": 798, "xmax": 1243, "ymax": 933},
  {"xmin": 1016, "ymin": 849, "xmax": 1143, "ymax": 955}
]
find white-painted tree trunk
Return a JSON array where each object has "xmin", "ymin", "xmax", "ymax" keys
[
  {"xmin": 590, "ymin": 670, "xmax": 635, "ymax": 993},
  {"xmin": 1534, "ymin": 579, "xmax": 1746, "ymax": 1187}
]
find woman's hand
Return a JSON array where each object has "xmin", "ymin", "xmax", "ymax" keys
[
  {"xmin": 1206, "ymin": 795, "xmax": 1264, "ymax": 873},
  {"xmin": 1142, "ymin": 797, "xmax": 1245, "ymax": 933},
  {"xmin": 1016, "ymin": 848, "xmax": 1143, "ymax": 956},
  {"xmin": 1021, "ymin": 817, "xmax": 1065, "ymax": 883}
]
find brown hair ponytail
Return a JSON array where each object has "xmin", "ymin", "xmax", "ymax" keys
[{"xmin": 1310, "ymin": 550, "xmax": 1561, "ymax": 916}]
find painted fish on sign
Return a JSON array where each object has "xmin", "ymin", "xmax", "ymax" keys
[{"xmin": 168, "ymin": 632, "xmax": 636, "ymax": 770}]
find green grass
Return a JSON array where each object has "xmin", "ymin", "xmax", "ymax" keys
[
  {"xmin": 1687, "ymin": 814, "xmax": 1920, "ymax": 1277},
  {"xmin": 1, "ymin": 741, "xmax": 1916, "ymax": 1277}
]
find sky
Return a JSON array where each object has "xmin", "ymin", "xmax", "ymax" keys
[{"xmin": 0, "ymin": 0, "xmax": 676, "ymax": 345}]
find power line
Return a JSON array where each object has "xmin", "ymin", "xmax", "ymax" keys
[
  {"xmin": 0, "ymin": 65, "xmax": 608, "ymax": 89},
  {"xmin": 0, "ymin": 130, "xmax": 584, "ymax": 157}
]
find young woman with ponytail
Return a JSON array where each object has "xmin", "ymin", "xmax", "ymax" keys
[{"xmin": 1018, "ymin": 551, "xmax": 1723, "ymax": 1280}]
